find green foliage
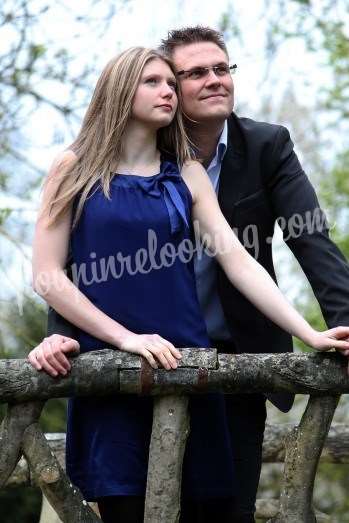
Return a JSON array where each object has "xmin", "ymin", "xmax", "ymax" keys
[
  {"xmin": 0, "ymin": 173, "xmax": 7, "ymax": 190},
  {"xmin": 0, "ymin": 208, "xmax": 12, "ymax": 227},
  {"xmin": 321, "ymin": 149, "xmax": 349, "ymax": 248},
  {"xmin": 321, "ymin": 149, "xmax": 349, "ymax": 258},
  {"xmin": 0, "ymin": 486, "xmax": 41, "ymax": 523},
  {"xmin": 258, "ymin": 1, "xmax": 349, "ymax": 120},
  {"xmin": 29, "ymin": 43, "xmax": 46, "ymax": 60},
  {"xmin": 293, "ymin": 301, "xmax": 327, "ymax": 353},
  {"xmin": 315, "ymin": 463, "xmax": 349, "ymax": 522},
  {"xmin": 0, "ymin": 295, "xmax": 47, "ymax": 356}
]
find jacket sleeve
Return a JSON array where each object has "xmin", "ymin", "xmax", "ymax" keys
[
  {"xmin": 47, "ymin": 306, "xmax": 77, "ymax": 337},
  {"xmin": 266, "ymin": 125, "xmax": 349, "ymax": 328}
]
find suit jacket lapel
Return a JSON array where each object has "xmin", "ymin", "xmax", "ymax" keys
[{"xmin": 218, "ymin": 113, "xmax": 247, "ymax": 221}]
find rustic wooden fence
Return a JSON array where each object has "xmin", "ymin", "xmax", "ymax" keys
[{"xmin": 1, "ymin": 348, "xmax": 349, "ymax": 522}]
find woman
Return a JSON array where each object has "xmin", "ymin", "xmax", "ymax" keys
[{"xmin": 30, "ymin": 47, "xmax": 349, "ymax": 523}]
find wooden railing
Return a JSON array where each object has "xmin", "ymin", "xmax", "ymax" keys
[{"xmin": 1, "ymin": 348, "xmax": 348, "ymax": 522}]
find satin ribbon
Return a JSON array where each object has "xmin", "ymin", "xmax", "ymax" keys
[{"xmin": 135, "ymin": 160, "xmax": 189, "ymax": 235}]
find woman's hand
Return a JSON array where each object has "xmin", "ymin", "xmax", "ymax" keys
[
  {"xmin": 118, "ymin": 333, "xmax": 182, "ymax": 370},
  {"xmin": 28, "ymin": 334, "xmax": 80, "ymax": 377},
  {"xmin": 308, "ymin": 327, "xmax": 349, "ymax": 352}
]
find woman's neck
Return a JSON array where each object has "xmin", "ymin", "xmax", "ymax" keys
[{"xmin": 116, "ymin": 121, "xmax": 160, "ymax": 175}]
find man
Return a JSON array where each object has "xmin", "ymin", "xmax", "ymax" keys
[
  {"xmin": 32, "ymin": 27, "xmax": 349, "ymax": 522},
  {"xmin": 160, "ymin": 26, "xmax": 349, "ymax": 522}
]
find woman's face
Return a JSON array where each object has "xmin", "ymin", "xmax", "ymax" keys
[{"xmin": 131, "ymin": 58, "xmax": 178, "ymax": 129}]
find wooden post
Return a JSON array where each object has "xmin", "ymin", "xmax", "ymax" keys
[
  {"xmin": 22, "ymin": 423, "xmax": 101, "ymax": 523},
  {"xmin": 144, "ymin": 395, "xmax": 189, "ymax": 523},
  {"xmin": 270, "ymin": 394, "xmax": 340, "ymax": 523}
]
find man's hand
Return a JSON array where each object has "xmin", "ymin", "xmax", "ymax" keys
[{"xmin": 28, "ymin": 334, "xmax": 80, "ymax": 377}]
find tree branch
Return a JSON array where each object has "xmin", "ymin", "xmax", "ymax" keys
[{"xmin": 1, "ymin": 351, "xmax": 348, "ymax": 403}]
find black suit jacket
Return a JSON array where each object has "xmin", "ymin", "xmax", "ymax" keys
[
  {"xmin": 215, "ymin": 113, "xmax": 349, "ymax": 410},
  {"xmin": 47, "ymin": 113, "xmax": 349, "ymax": 412}
]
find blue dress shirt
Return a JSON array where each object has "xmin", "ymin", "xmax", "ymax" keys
[{"xmin": 193, "ymin": 120, "xmax": 232, "ymax": 340}]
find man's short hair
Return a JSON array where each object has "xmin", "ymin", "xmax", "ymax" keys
[{"xmin": 160, "ymin": 26, "xmax": 228, "ymax": 58}]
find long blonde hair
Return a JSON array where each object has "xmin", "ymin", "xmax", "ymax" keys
[{"xmin": 45, "ymin": 47, "xmax": 193, "ymax": 228}]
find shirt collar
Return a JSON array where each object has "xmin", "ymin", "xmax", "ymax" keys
[
  {"xmin": 218, "ymin": 119, "xmax": 228, "ymax": 161},
  {"xmin": 208, "ymin": 120, "xmax": 228, "ymax": 170}
]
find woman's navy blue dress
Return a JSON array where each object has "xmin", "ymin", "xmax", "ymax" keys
[{"xmin": 66, "ymin": 157, "xmax": 235, "ymax": 501}]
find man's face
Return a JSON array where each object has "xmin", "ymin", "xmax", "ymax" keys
[{"xmin": 172, "ymin": 42, "xmax": 234, "ymax": 124}]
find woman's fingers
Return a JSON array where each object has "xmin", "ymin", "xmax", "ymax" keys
[
  {"xmin": 118, "ymin": 333, "xmax": 181, "ymax": 371},
  {"xmin": 148, "ymin": 345, "xmax": 171, "ymax": 369},
  {"xmin": 140, "ymin": 349, "xmax": 158, "ymax": 370},
  {"xmin": 150, "ymin": 335, "xmax": 181, "ymax": 369},
  {"xmin": 163, "ymin": 348, "xmax": 179, "ymax": 369},
  {"xmin": 315, "ymin": 337, "xmax": 349, "ymax": 352},
  {"xmin": 140, "ymin": 335, "xmax": 180, "ymax": 370},
  {"xmin": 313, "ymin": 328, "xmax": 349, "ymax": 352},
  {"xmin": 328, "ymin": 338, "xmax": 349, "ymax": 351},
  {"xmin": 156, "ymin": 335, "xmax": 182, "ymax": 360},
  {"xmin": 150, "ymin": 338, "xmax": 179, "ymax": 369},
  {"xmin": 330, "ymin": 326, "xmax": 349, "ymax": 339}
]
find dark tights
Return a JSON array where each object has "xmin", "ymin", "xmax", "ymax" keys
[{"xmin": 97, "ymin": 496, "xmax": 144, "ymax": 523}]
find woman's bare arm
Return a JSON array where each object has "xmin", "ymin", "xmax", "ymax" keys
[{"xmin": 182, "ymin": 160, "xmax": 349, "ymax": 352}]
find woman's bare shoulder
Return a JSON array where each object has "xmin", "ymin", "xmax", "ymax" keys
[
  {"xmin": 49, "ymin": 149, "xmax": 78, "ymax": 175},
  {"xmin": 181, "ymin": 160, "xmax": 212, "ymax": 203},
  {"xmin": 181, "ymin": 159, "xmax": 208, "ymax": 181}
]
